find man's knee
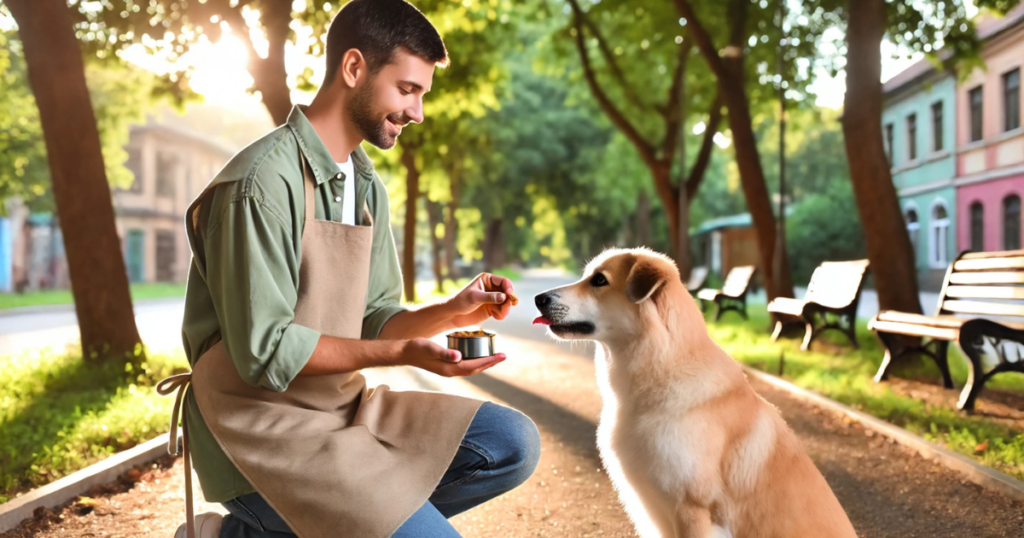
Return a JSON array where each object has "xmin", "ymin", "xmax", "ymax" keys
[{"xmin": 485, "ymin": 404, "xmax": 540, "ymax": 484}]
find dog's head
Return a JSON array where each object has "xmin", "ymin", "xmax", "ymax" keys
[{"xmin": 533, "ymin": 248, "xmax": 699, "ymax": 346}]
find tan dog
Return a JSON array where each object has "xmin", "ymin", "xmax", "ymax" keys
[{"xmin": 533, "ymin": 248, "xmax": 857, "ymax": 538}]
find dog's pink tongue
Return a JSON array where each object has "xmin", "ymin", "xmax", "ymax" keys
[{"xmin": 532, "ymin": 316, "xmax": 553, "ymax": 326}]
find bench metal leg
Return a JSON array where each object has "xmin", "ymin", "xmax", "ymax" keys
[
  {"xmin": 873, "ymin": 332, "xmax": 953, "ymax": 389},
  {"xmin": 802, "ymin": 311, "xmax": 858, "ymax": 351},
  {"xmin": 957, "ymin": 319, "xmax": 1024, "ymax": 412},
  {"xmin": 714, "ymin": 297, "xmax": 746, "ymax": 321},
  {"xmin": 800, "ymin": 321, "xmax": 815, "ymax": 351}
]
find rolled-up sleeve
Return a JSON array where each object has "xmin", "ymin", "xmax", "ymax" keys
[
  {"xmin": 204, "ymin": 187, "xmax": 320, "ymax": 392},
  {"xmin": 361, "ymin": 179, "xmax": 407, "ymax": 340}
]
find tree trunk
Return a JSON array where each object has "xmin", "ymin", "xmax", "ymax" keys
[
  {"xmin": 720, "ymin": 69, "xmax": 795, "ymax": 300},
  {"xmin": 482, "ymin": 219, "xmax": 504, "ymax": 273},
  {"xmin": 6, "ymin": 0, "xmax": 143, "ymax": 361},
  {"xmin": 636, "ymin": 189, "xmax": 652, "ymax": 248},
  {"xmin": 444, "ymin": 157, "xmax": 463, "ymax": 280},
  {"xmin": 251, "ymin": 0, "xmax": 293, "ymax": 126},
  {"xmin": 400, "ymin": 145, "xmax": 419, "ymax": 303},
  {"xmin": 426, "ymin": 198, "xmax": 445, "ymax": 294},
  {"xmin": 843, "ymin": 0, "xmax": 922, "ymax": 313}
]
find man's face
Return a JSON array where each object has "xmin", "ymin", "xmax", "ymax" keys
[{"xmin": 348, "ymin": 48, "xmax": 434, "ymax": 150}]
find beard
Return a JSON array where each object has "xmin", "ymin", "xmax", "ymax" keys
[{"xmin": 349, "ymin": 80, "xmax": 410, "ymax": 150}]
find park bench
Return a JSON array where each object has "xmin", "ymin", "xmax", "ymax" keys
[
  {"xmin": 869, "ymin": 249, "xmax": 1024, "ymax": 411},
  {"xmin": 766, "ymin": 259, "xmax": 870, "ymax": 351},
  {"xmin": 696, "ymin": 265, "xmax": 756, "ymax": 321},
  {"xmin": 687, "ymin": 266, "xmax": 709, "ymax": 293}
]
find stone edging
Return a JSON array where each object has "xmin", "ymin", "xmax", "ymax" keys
[
  {"xmin": 0, "ymin": 433, "xmax": 171, "ymax": 533},
  {"xmin": 743, "ymin": 365, "xmax": 1024, "ymax": 503}
]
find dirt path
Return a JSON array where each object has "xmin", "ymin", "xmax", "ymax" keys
[{"xmin": 5, "ymin": 331, "xmax": 1024, "ymax": 537}]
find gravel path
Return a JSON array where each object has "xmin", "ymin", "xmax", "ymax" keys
[{"xmin": 4, "ymin": 272, "xmax": 1023, "ymax": 537}]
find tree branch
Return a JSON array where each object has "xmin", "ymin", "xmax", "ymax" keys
[
  {"xmin": 567, "ymin": 0, "xmax": 656, "ymax": 167},
  {"xmin": 661, "ymin": 40, "xmax": 693, "ymax": 163},
  {"xmin": 671, "ymin": 0, "xmax": 728, "ymax": 82},
  {"xmin": 686, "ymin": 93, "xmax": 724, "ymax": 199},
  {"xmin": 577, "ymin": 11, "xmax": 650, "ymax": 113}
]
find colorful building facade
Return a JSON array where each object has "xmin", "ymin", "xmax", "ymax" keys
[
  {"xmin": 882, "ymin": 66, "xmax": 958, "ymax": 289},
  {"xmin": 883, "ymin": 7, "xmax": 1024, "ymax": 289}
]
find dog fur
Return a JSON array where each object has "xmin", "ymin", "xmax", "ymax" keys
[{"xmin": 534, "ymin": 248, "xmax": 857, "ymax": 538}]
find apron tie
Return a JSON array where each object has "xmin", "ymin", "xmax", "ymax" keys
[{"xmin": 157, "ymin": 373, "xmax": 196, "ymax": 538}]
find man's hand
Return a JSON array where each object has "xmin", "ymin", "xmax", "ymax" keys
[
  {"xmin": 446, "ymin": 273, "xmax": 515, "ymax": 328},
  {"xmin": 401, "ymin": 337, "xmax": 506, "ymax": 377}
]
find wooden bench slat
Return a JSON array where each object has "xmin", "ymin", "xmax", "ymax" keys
[
  {"xmin": 721, "ymin": 266, "xmax": 756, "ymax": 297},
  {"xmin": 947, "ymin": 271, "xmax": 1024, "ymax": 285},
  {"xmin": 941, "ymin": 300, "xmax": 1024, "ymax": 317},
  {"xmin": 952, "ymin": 257, "xmax": 1024, "ymax": 271},
  {"xmin": 874, "ymin": 311, "xmax": 966, "ymax": 328},
  {"xmin": 767, "ymin": 297, "xmax": 805, "ymax": 316},
  {"xmin": 803, "ymin": 260, "xmax": 869, "ymax": 309},
  {"xmin": 958, "ymin": 249, "xmax": 1024, "ymax": 260},
  {"xmin": 945, "ymin": 285, "xmax": 1024, "ymax": 300},
  {"xmin": 869, "ymin": 321, "xmax": 959, "ymax": 341}
]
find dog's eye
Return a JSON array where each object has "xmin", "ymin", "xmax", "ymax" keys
[{"xmin": 590, "ymin": 273, "xmax": 609, "ymax": 287}]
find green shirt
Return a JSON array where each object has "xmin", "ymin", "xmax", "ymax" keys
[{"xmin": 180, "ymin": 106, "xmax": 407, "ymax": 503}]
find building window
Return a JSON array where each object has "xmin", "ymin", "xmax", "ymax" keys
[
  {"xmin": 931, "ymin": 101, "xmax": 944, "ymax": 152},
  {"xmin": 155, "ymin": 230, "xmax": 177, "ymax": 282},
  {"xmin": 884, "ymin": 123, "xmax": 894, "ymax": 165},
  {"xmin": 1004, "ymin": 195, "xmax": 1021, "ymax": 250},
  {"xmin": 1004, "ymin": 68, "xmax": 1020, "ymax": 132},
  {"xmin": 906, "ymin": 113, "xmax": 917, "ymax": 161},
  {"xmin": 156, "ymin": 152, "xmax": 177, "ymax": 199},
  {"xmin": 930, "ymin": 202, "xmax": 950, "ymax": 268},
  {"xmin": 970, "ymin": 86, "xmax": 984, "ymax": 142},
  {"xmin": 970, "ymin": 201, "xmax": 985, "ymax": 252},
  {"xmin": 125, "ymin": 147, "xmax": 142, "ymax": 193},
  {"xmin": 905, "ymin": 207, "xmax": 919, "ymax": 257}
]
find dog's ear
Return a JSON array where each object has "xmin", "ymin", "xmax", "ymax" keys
[{"xmin": 626, "ymin": 258, "xmax": 667, "ymax": 304}]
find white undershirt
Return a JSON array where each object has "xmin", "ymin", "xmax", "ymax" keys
[{"xmin": 337, "ymin": 156, "xmax": 356, "ymax": 225}]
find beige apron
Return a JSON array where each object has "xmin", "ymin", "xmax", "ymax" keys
[{"xmin": 158, "ymin": 151, "xmax": 482, "ymax": 538}]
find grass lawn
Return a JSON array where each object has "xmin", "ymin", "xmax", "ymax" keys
[
  {"xmin": 0, "ymin": 283, "xmax": 188, "ymax": 310},
  {"xmin": 703, "ymin": 303, "xmax": 1024, "ymax": 481},
  {"xmin": 0, "ymin": 347, "xmax": 189, "ymax": 504}
]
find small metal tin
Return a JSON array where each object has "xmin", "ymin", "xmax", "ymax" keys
[{"xmin": 446, "ymin": 331, "xmax": 496, "ymax": 359}]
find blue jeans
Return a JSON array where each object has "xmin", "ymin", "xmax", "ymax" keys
[{"xmin": 218, "ymin": 402, "xmax": 541, "ymax": 537}]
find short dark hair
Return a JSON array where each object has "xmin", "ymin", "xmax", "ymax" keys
[{"xmin": 324, "ymin": 0, "xmax": 448, "ymax": 86}]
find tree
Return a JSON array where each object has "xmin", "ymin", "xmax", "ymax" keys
[
  {"xmin": 671, "ymin": 0, "xmax": 802, "ymax": 301},
  {"xmin": 799, "ymin": 0, "xmax": 1021, "ymax": 313},
  {"xmin": 82, "ymin": 0, "xmax": 327, "ymax": 125},
  {"xmin": 555, "ymin": 0, "xmax": 721, "ymax": 276},
  {"xmin": 4, "ymin": 0, "xmax": 143, "ymax": 361},
  {"xmin": 392, "ymin": 1, "xmax": 512, "ymax": 302}
]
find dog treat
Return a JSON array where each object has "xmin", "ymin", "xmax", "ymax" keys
[
  {"xmin": 450, "ymin": 329, "xmax": 491, "ymax": 338},
  {"xmin": 506, "ymin": 291, "xmax": 519, "ymax": 306}
]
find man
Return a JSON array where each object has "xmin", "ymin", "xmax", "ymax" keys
[{"xmin": 168, "ymin": 1, "xmax": 540, "ymax": 536}]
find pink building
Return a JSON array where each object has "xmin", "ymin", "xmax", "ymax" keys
[{"xmin": 956, "ymin": 9, "xmax": 1024, "ymax": 253}]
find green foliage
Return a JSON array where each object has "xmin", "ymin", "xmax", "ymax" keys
[
  {"xmin": 0, "ymin": 33, "xmax": 152, "ymax": 212},
  {"xmin": 705, "ymin": 306, "xmax": 1024, "ymax": 481},
  {"xmin": 0, "ymin": 347, "xmax": 189, "ymax": 503},
  {"xmin": 785, "ymin": 180, "xmax": 865, "ymax": 283}
]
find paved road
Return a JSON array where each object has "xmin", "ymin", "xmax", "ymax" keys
[{"xmin": 4, "ymin": 270, "xmax": 1023, "ymax": 538}]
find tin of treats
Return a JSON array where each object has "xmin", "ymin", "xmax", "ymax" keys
[{"xmin": 446, "ymin": 329, "xmax": 496, "ymax": 359}]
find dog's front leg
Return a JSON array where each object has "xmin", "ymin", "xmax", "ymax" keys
[{"xmin": 671, "ymin": 502, "xmax": 716, "ymax": 538}]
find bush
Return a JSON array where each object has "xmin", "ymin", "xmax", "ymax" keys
[{"xmin": 786, "ymin": 181, "xmax": 866, "ymax": 284}]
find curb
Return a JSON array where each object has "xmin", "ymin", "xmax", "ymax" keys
[
  {"xmin": 0, "ymin": 433, "xmax": 171, "ymax": 533},
  {"xmin": 743, "ymin": 365, "xmax": 1024, "ymax": 503}
]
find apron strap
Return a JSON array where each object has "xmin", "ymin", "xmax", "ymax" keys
[{"xmin": 157, "ymin": 373, "xmax": 196, "ymax": 538}]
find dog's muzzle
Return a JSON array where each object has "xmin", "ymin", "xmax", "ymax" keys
[{"xmin": 534, "ymin": 291, "xmax": 596, "ymax": 336}]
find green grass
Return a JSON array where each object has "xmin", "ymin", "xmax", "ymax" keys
[
  {"xmin": 0, "ymin": 347, "xmax": 189, "ymax": 504},
  {"xmin": 0, "ymin": 282, "xmax": 188, "ymax": 310},
  {"xmin": 703, "ymin": 303, "xmax": 1024, "ymax": 480}
]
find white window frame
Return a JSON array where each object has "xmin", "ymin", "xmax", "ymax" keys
[
  {"xmin": 928, "ymin": 198, "xmax": 950, "ymax": 269},
  {"xmin": 904, "ymin": 202, "xmax": 920, "ymax": 261}
]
